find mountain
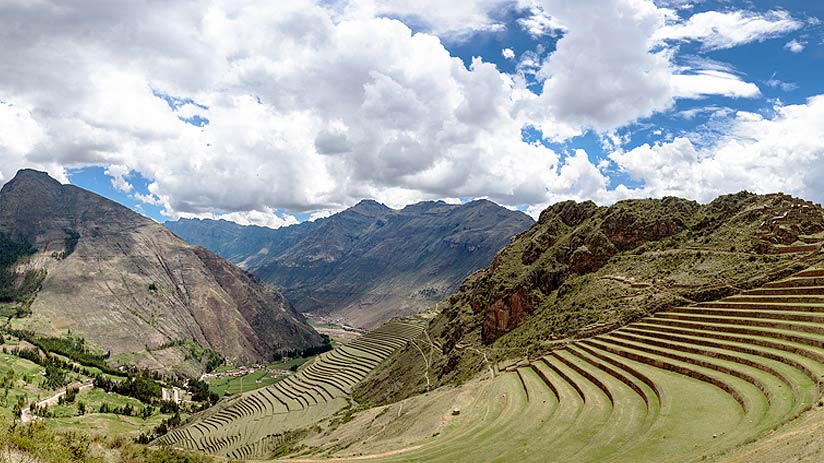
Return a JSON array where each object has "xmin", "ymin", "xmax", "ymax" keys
[
  {"xmin": 0, "ymin": 169, "xmax": 324, "ymax": 375},
  {"xmin": 166, "ymin": 199, "xmax": 534, "ymax": 328},
  {"xmin": 355, "ymin": 192, "xmax": 824, "ymax": 404}
]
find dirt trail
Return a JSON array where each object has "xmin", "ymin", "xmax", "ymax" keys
[
  {"xmin": 283, "ymin": 444, "xmax": 426, "ymax": 462},
  {"xmin": 21, "ymin": 382, "xmax": 93, "ymax": 423}
]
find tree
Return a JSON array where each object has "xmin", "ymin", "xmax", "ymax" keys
[
  {"xmin": 77, "ymin": 401, "xmax": 86, "ymax": 416},
  {"xmin": 44, "ymin": 364, "xmax": 67, "ymax": 389}
]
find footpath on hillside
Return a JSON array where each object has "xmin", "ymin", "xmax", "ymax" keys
[{"xmin": 21, "ymin": 382, "xmax": 93, "ymax": 423}]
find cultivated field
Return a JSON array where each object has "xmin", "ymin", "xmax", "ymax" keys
[
  {"xmin": 279, "ymin": 263, "xmax": 824, "ymax": 462},
  {"xmin": 157, "ymin": 317, "xmax": 427, "ymax": 459}
]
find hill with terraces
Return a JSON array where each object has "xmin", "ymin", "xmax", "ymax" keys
[
  {"xmin": 262, "ymin": 264, "xmax": 824, "ymax": 462},
  {"xmin": 357, "ymin": 192, "xmax": 824, "ymax": 404},
  {"xmin": 161, "ymin": 262, "xmax": 824, "ymax": 462},
  {"xmin": 155, "ymin": 191, "xmax": 824, "ymax": 462},
  {"xmin": 0, "ymin": 169, "xmax": 325, "ymax": 375},
  {"xmin": 166, "ymin": 199, "xmax": 533, "ymax": 329},
  {"xmin": 156, "ymin": 317, "xmax": 428, "ymax": 459}
]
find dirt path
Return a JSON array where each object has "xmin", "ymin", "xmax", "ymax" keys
[
  {"xmin": 21, "ymin": 382, "xmax": 93, "ymax": 423},
  {"xmin": 283, "ymin": 444, "xmax": 426, "ymax": 462}
]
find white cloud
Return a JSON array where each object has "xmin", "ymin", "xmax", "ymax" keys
[
  {"xmin": 502, "ymin": 48, "xmax": 515, "ymax": 59},
  {"xmin": 765, "ymin": 78, "xmax": 798, "ymax": 92},
  {"xmin": 105, "ymin": 164, "xmax": 133, "ymax": 193},
  {"xmin": 519, "ymin": 0, "xmax": 767, "ymax": 140},
  {"xmin": 0, "ymin": 0, "xmax": 564, "ymax": 224},
  {"xmin": 516, "ymin": 4, "xmax": 565, "ymax": 37},
  {"xmin": 654, "ymin": 9, "xmax": 802, "ymax": 50},
  {"xmin": 308, "ymin": 210, "xmax": 338, "ymax": 222},
  {"xmin": 0, "ymin": 101, "xmax": 66, "ymax": 184},
  {"xmin": 784, "ymin": 39, "xmax": 806, "ymax": 53},
  {"xmin": 0, "ymin": 0, "xmax": 810, "ymax": 227},
  {"xmin": 671, "ymin": 70, "xmax": 761, "ymax": 99},
  {"xmin": 609, "ymin": 96, "xmax": 824, "ymax": 203},
  {"xmin": 177, "ymin": 208, "xmax": 301, "ymax": 230},
  {"xmin": 525, "ymin": 0, "xmax": 674, "ymax": 139},
  {"xmin": 343, "ymin": 0, "xmax": 512, "ymax": 38},
  {"xmin": 0, "ymin": 101, "xmax": 45, "ymax": 158}
]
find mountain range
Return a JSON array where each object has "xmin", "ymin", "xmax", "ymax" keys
[
  {"xmin": 0, "ymin": 169, "xmax": 324, "ymax": 375},
  {"xmin": 166, "ymin": 199, "xmax": 534, "ymax": 328}
]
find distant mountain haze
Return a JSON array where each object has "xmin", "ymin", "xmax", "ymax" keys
[
  {"xmin": 166, "ymin": 199, "xmax": 535, "ymax": 328},
  {"xmin": 0, "ymin": 169, "xmax": 324, "ymax": 375}
]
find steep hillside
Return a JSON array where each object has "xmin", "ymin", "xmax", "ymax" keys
[
  {"xmin": 167, "ymin": 199, "xmax": 534, "ymax": 328},
  {"xmin": 356, "ymin": 192, "xmax": 824, "ymax": 404},
  {"xmin": 0, "ymin": 169, "xmax": 325, "ymax": 375},
  {"xmin": 276, "ymin": 262, "xmax": 824, "ymax": 463}
]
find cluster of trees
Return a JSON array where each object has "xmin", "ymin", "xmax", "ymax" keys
[
  {"xmin": 0, "ymin": 368, "xmax": 20, "ymax": 405},
  {"xmin": 10, "ymin": 347, "xmax": 77, "ymax": 389},
  {"xmin": 93, "ymin": 375, "xmax": 161, "ymax": 404},
  {"xmin": 97, "ymin": 401, "xmax": 154, "ymax": 419},
  {"xmin": 187, "ymin": 378, "xmax": 219, "ymax": 404},
  {"xmin": 62, "ymin": 228, "xmax": 80, "ymax": 257},
  {"xmin": 0, "ymin": 232, "xmax": 37, "ymax": 303},
  {"xmin": 0, "ymin": 418, "xmax": 214, "ymax": 462},
  {"xmin": 57, "ymin": 385, "xmax": 78, "ymax": 405},
  {"xmin": 272, "ymin": 334, "xmax": 332, "ymax": 361},
  {"xmin": 7, "ymin": 329, "xmax": 118, "ymax": 375}
]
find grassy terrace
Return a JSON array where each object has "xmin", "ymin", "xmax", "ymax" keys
[
  {"xmin": 156, "ymin": 318, "xmax": 427, "ymax": 459},
  {"xmin": 206, "ymin": 357, "xmax": 315, "ymax": 398},
  {"xmin": 273, "ymin": 264, "xmax": 824, "ymax": 462}
]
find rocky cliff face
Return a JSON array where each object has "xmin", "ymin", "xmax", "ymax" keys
[
  {"xmin": 167, "ymin": 199, "xmax": 535, "ymax": 328},
  {"xmin": 356, "ymin": 192, "xmax": 824, "ymax": 404},
  {"xmin": 0, "ymin": 170, "xmax": 324, "ymax": 374}
]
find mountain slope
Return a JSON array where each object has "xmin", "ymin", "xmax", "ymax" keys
[
  {"xmin": 166, "ymin": 199, "xmax": 534, "ymax": 328},
  {"xmin": 0, "ymin": 169, "xmax": 324, "ymax": 374},
  {"xmin": 355, "ymin": 192, "xmax": 824, "ymax": 404}
]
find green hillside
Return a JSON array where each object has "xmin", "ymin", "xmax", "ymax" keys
[{"xmin": 356, "ymin": 193, "xmax": 824, "ymax": 405}]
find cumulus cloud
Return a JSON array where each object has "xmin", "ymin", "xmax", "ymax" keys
[
  {"xmin": 608, "ymin": 96, "xmax": 824, "ymax": 203},
  {"xmin": 784, "ymin": 39, "xmax": 806, "ymax": 53},
  {"xmin": 343, "ymin": 0, "xmax": 512, "ymax": 37},
  {"xmin": 524, "ymin": 0, "xmax": 675, "ymax": 139},
  {"xmin": 502, "ymin": 48, "xmax": 515, "ymax": 59},
  {"xmin": 654, "ymin": 9, "xmax": 802, "ymax": 50},
  {"xmin": 0, "ymin": 0, "xmax": 812, "ymax": 227},
  {"xmin": 516, "ymin": 3, "xmax": 565, "ymax": 37},
  {"xmin": 0, "ymin": 0, "xmax": 564, "ymax": 222},
  {"xmin": 180, "ymin": 208, "xmax": 301, "ymax": 229}
]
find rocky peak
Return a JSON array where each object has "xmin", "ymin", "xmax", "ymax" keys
[
  {"xmin": 348, "ymin": 199, "xmax": 391, "ymax": 215},
  {"xmin": 540, "ymin": 200, "xmax": 598, "ymax": 226}
]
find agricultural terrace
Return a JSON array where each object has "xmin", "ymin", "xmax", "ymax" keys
[
  {"xmin": 281, "ymin": 263, "xmax": 824, "ymax": 462},
  {"xmin": 157, "ymin": 317, "xmax": 427, "ymax": 459}
]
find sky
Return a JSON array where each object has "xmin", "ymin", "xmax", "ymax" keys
[{"xmin": 1, "ymin": 0, "xmax": 823, "ymax": 228}]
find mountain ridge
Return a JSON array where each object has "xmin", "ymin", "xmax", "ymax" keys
[
  {"xmin": 0, "ymin": 169, "xmax": 325, "ymax": 375},
  {"xmin": 166, "ymin": 199, "xmax": 535, "ymax": 328}
]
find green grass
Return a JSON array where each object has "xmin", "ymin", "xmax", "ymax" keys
[
  {"xmin": 307, "ymin": 320, "xmax": 341, "ymax": 330},
  {"xmin": 160, "ymin": 318, "xmax": 427, "ymax": 459},
  {"xmin": 272, "ymin": 356, "xmax": 314, "ymax": 371},
  {"xmin": 208, "ymin": 369, "xmax": 286, "ymax": 397},
  {"xmin": 207, "ymin": 357, "xmax": 315, "ymax": 397},
  {"xmin": 256, "ymin": 266, "xmax": 824, "ymax": 463}
]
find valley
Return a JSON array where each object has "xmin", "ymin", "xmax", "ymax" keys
[
  {"xmin": 166, "ymin": 199, "xmax": 534, "ymax": 329},
  {"xmin": 1, "ymin": 171, "xmax": 824, "ymax": 462}
]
